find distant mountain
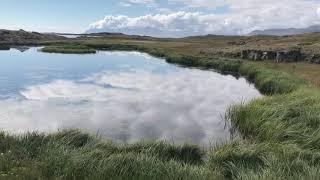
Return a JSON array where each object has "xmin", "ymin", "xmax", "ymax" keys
[
  {"xmin": 53, "ymin": 32, "xmax": 162, "ymax": 41},
  {"xmin": 0, "ymin": 29, "xmax": 65, "ymax": 44},
  {"xmin": 248, "ymin": 25, "xmax": 320, "ymax": 36}
]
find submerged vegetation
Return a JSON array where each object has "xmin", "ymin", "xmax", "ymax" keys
[{"xmin": 1, "ymin": 35, "xmax": 320, "ymax": 179}]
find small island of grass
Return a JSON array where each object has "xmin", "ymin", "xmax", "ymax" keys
[{"xmin": 41, "ymin": 45, "xmax": 96, "ymax": 54}]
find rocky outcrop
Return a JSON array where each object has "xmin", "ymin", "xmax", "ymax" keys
[
  {"xmin": 227, "ymin": 41, "xmax": 246, "ymax": 46},
  {"xmin": 241, "ymin": 50, "xmax": 276, "ymax": 61},
  {"xmin": 261, "ymin": 51, "xmax": 277, "ymax": 60},
  {"xmin": 275, "ymin": 50, "xmax": 302, "ymax": 62},
  {"xmin": 309, "ymin": 54, "xmax": 320, "ymax": 64},
  {"xmin": 241, "ymin": 49, "xmax": 303, "ymax": 62}
]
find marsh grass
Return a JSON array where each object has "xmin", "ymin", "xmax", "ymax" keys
[
  {"xmin": 41, "ymin": 45, "xmax": 96, "ymax": 54},
  {"xmin": 3, "ymin": 128, "xmax": 320, "ymax": 179},
  {"xmin": 227, "ymin": 88, "xmax": 320, "ymax": 144},
  {"xmin": 223, "ymin": 85, "xmax": 320, "ymax": 179},
  {"xmin": 0, "ymin": 130, "xmax": 220, "ymax": 179},
  {"xmin": 239, "ymin": 62, "xmax": 306, "ymax": 94}
]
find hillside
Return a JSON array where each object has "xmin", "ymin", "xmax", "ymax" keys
[
  {"xmin": 0, "ymin": 29, "xmax": 65, "ymax": 44},
  {"xmin": 3, "ymin": 30, "xmax": 320, "ymax": 63}
]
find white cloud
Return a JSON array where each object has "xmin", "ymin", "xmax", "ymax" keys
[
  {"xmin": 128, "ymin": 0, "xmax": 154, "ymax": 3},
  {"xmin": 169, "ymin": 0, "xmax": 226, "ymax": 8},
  {"xmin": 88, "ymin": 0, "xmax": 320, "ymax": 37},
  {"xmin": 119, "ymin": 2, "xmax": 132, "ymax": 7},
  {"xmin": 120, "ymin": 0, "xmax": 156, "ymax": 7},
  {"xmin": 156, "ymin": 8, "xmax": 173, "ymax": 13},
  {"xmin": 1, "ymin": 68, "xmax": 260, "ymax": 145}
]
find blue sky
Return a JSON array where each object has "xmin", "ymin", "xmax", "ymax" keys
[
  {"xmin": 0, "ymin": 0, "xmax": 146, "ymax": 32},
  {"xmin": 1, "ymin": 0, "xmax": 320, "ymax": 36},
  {"xmin": 0, "ymin": 0, "xmax": 229, "ymax": 33}
]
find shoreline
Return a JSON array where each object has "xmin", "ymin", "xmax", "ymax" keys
[{"xmin": 0, "ymin": 40, "xmax": 319, "ymax": 178}]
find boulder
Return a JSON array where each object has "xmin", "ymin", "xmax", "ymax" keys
[
  {"xmin": 275, "ymin": 50, "xmax": 302, "ymax": 62},
  {"xmin": 309, "ymin": 54, "xmax": 320, "ymax": 64},
  {"xmin": 261, "ymin": 51, "xmax": 277, "ymax": 60},
  {"xmin": 241, "ymin": 49, "xmax": 303, "ymax": 62},
  {"xmin": 240, "ymin": 50, "xmax": 249, "ymax": 59},
  {"xmin": 241, "ymin": 50, "xmax": 276, "ymax": 61}
]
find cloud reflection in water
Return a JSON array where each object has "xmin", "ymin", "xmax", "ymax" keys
[
  {"xmin": 0, "ymin": 50, "xmax": 261, "ymax": 146},
  {"xmin": 0, "ymin": 49, "xmax": 260, "ymax": 145}
]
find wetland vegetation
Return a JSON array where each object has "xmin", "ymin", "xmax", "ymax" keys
[
  {"xmin": 41, "ymin": 45, "xmax": 96, "ymax": 54},
  {"xmin": 1, "ymin": 30, "xmax": 320, "ymax": 179}
]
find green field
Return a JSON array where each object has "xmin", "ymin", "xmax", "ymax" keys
[{"xmin": 1, "ymin": 32, "xmax": 320, "ymax": 179}]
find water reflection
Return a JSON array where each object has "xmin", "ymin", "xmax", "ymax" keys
[
  {"xmin": 0, "ymin": 48, "xmax": 261, "ymax": 146},
  {"xmin": 12, "ymin": 46, "xmax": 30, "ymax": 52}
]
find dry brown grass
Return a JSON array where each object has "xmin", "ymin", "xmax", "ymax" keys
[{"xmin": 81, "ymin": 32, "xmax": 320, "ymax": 55}]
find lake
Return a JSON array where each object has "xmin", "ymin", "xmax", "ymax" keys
[{"xmin": 0, "ymin": 47, "xmax": 261, "ymax": 146}]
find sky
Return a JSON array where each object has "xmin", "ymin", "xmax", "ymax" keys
[{"xmin": 1, "ymin": 0, "xmax": 320, "ymax": 37}]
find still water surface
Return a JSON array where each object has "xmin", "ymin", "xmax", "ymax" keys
[{"xmin": 0, "ymin": 47, "xmax": 261, "ymax": 145}]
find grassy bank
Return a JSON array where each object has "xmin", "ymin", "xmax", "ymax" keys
[
  {"xmin": 0, "ymin": 130, "xmax": 218, "ymax": 179},
  {"xmin": 224, "ymin": 88, "xmax": 320, "ymax": 179},
  {"xmin": 4, "ymin": 128, "xmax": 320, "ymax": 179},
  {"xmin": 41, "ymin": 45, "xmax": 96, "ymax": 54}
]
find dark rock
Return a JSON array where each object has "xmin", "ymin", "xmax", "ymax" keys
[
  {"xmin": 241, "ymin": 49, "xmax": 303, "ymax": 62},
  {"xmin": 275, "ymin": 50, "xmax": 302, "ymax": 62},
  {"xmin": 241, "ymin": 50, "xmax": 268, "ymax": 61},
  {"xmin": 261, "ymin": 51, "xmax": 277, "ymax": 60},
  {"xmin": 310, "ymin": 54, "xmax": 320, "ymax": 64},
  {"xmin": 227, "ymin": 41, "xmax": 246, "ymax": 46},
  {"xmin": 240, "ymin": 50, "xmax": 249, "ymax": 59}
]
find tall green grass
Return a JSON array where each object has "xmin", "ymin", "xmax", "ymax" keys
[
  {"xmin": 209, "ymin": 141, "xmax": 320, "ymax": 179},
  {"xmin": 227, "ymin": 88, "xmax": 320, "ymax": 145},
  {"xmin": 239, "ymin": 62, "xmax": 305, "ymax": 94},
  {"xmin": 0, "ymin": 130, "xmax": 221, "ymax": 179},
  {"xmin": 223, "ymin": 74, "xmax": 320, "ymax": 179},
  {"xmin": 3, "ymin": 128, "xmax": 320, "ymax": 179}
]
